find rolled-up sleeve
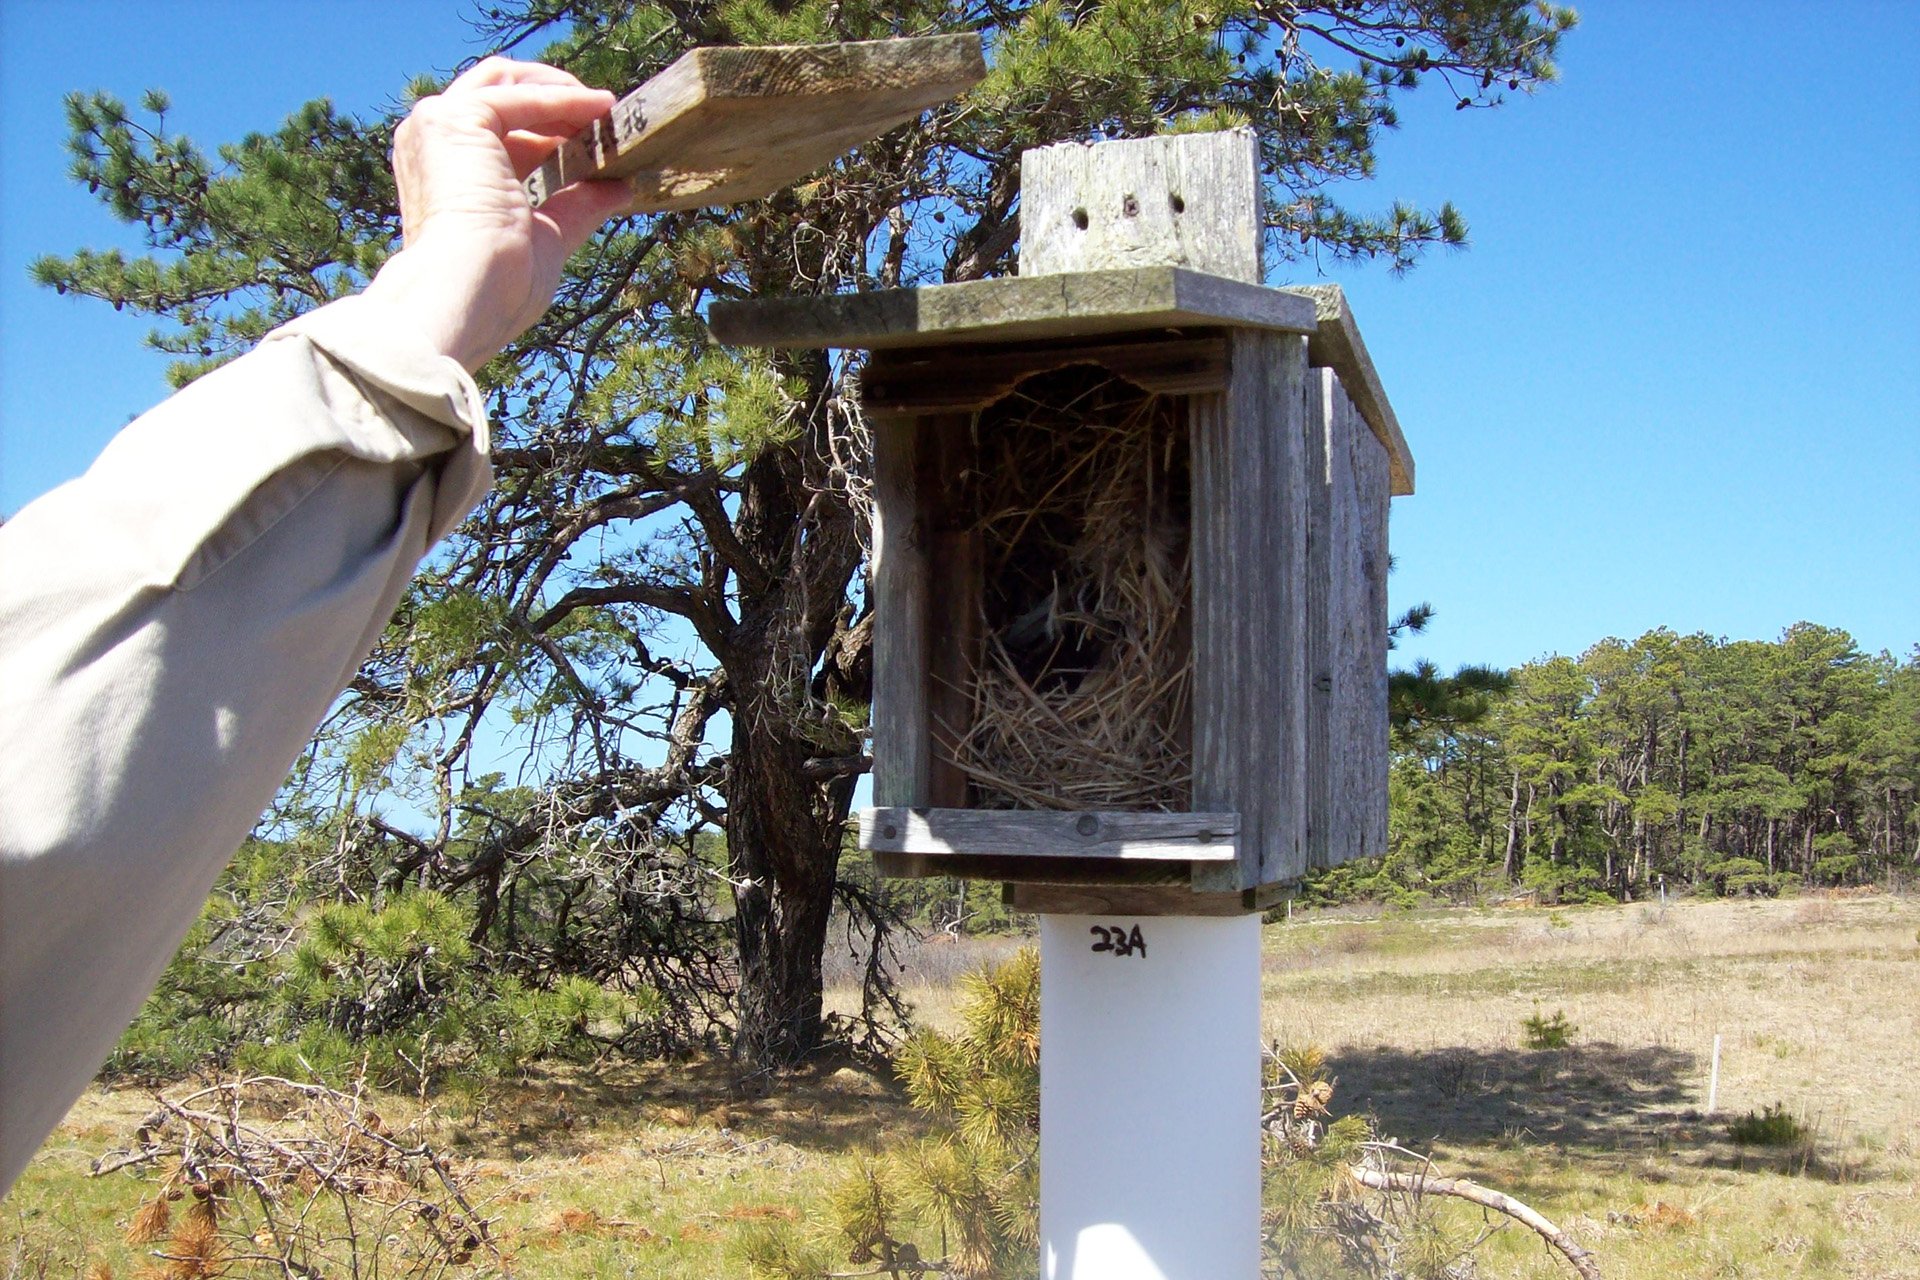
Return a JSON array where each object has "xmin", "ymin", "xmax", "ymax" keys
[{"xmin": 0, "ymin": 295, "xmax": 491, "ymax": 1190}]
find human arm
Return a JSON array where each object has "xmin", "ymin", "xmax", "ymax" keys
[{"xmin": 0, "ymin": 59, "xmax": 633, "ymax": 1191}]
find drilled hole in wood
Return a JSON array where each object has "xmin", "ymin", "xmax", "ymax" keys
[
  {"xmin": 1072, "ymin": 207, "xmax": 1090, "ymax": 230},
  {"xmin": 1169, "ymin": 193, "xmax": 1186, "ymax": 214}
]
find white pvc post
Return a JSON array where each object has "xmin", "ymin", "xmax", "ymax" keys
[
  {"xmin": 1706, "ymin": 1033, "xmax": 1722, "ymax": 1114},
  {"xmin": 1039, "ymin": 912, "xmax": 1262, "ymax": 1280}
]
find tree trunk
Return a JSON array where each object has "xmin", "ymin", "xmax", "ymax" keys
[
  {"xmin": 726, "ymin": 713, "xmax": 847, "ymax": 1067},
  {"xmin": 1503, "ymin": 769, "xmax": 1524, "ymax": 882},
  {"xmin": 722, "ymin": 374, "xmax": 866, "ymax": 1068}
]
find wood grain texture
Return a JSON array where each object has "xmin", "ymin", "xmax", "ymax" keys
[
  {"xmin": 861, "ymin": 334, "xmax": 1228, "ymax": 415},
  {"xmin": 869, "ymin": 413, "xmax": 928, "ymax": 806},
  {"xmin": 1278, "ymin": 284, "xmax": 1414, "ymax": 495},
  {"xmin": 524, "ymin": 35, "xmax": 984, "ymax": 214},
  {"xmin": 876, "ymin": 852, "xmax": 1196, "ymax": 884},
  {"xmin": 1005, "ymin": 883, "xmax": 1284, "ymax": 917},
  {"xmin": 1305, "ymin": 370, "xmax": 1391, "ymax": 868},
  {"xmin": 708, "ymin": 266, "xmax": 1317, "ymax": 350},
  {"xmin": 1190, "ymin": 331, "xmax": 1311, "ymax": 891},
  {"xmin": 1019, "ymin": 130, "xmax": 1262, "ymax": 284},
  {"xmin": 919, "ymin": 416, "xmax": 980, "ymax": 809},
  {"xmin": 861, "ymin": 807, "xmax": 1239, "ymax": 859},
  {"xmin": 1350, "ymin": 385, "xmax": 1392, "ymax": 860}
]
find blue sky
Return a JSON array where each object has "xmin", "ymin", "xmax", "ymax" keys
[{"xmin": 3, "ymin": 1, "xmax": 1915, "ymax": 677}]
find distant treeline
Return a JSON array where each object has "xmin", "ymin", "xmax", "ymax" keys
[{"xmin": 1314, "ymin": 624, "xmax": 1920, "ymax": 905}]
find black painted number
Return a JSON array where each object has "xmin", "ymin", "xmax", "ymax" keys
[{"xmin": 1089, "ymin": 922, "xmax": 1148, "ymax": 958}]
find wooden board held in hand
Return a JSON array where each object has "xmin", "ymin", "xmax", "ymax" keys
[{"xmin": 525, "ymin": 34, "xmax": 985, "ymax": 214}]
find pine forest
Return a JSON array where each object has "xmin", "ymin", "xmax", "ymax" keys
[{"xmin": 1351, "ymin": 623, "xmax": 1919, "ymax": 907}]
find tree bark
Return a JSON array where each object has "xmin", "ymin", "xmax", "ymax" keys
[
  {"xmin": 721, "ymin": 355, "xmax": 866, "ymax": 1067},
  {"xmin": 1503, "ymin": 770, "xmax": 1524, "ymax": 882},
  {"xmin": 726, "ymin": 714, "xmax": 847, "ymax": 1066}
]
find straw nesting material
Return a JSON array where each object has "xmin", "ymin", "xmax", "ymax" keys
[{"xmin": 940, "ymin": 366, "xmax": 1193, "ymax": 812}]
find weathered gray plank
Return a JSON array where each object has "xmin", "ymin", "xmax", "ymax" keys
[
  {"xmin": 869, "ymin": 413, "xmax": 928, "ymax": 806},
  {"xmin": 1019, "ymin": 130, "xmax": 1262, "ymax": 284},
  {"xmin": 526, "ymin": 35, "xmax": 985, "ymax": 214},
  {"xmin": 708, "ymin": 266, "xmax": 1317, "ymax": 350},
  {"xmin": 876, "ymin": 852, "xmax": 1195, "ymax": 885},
  {"xmin": 1279, "ymin": 284, "xmax": 1414, "ymax": 496},
  {"xmin": 1005, "ymin": 883, "xmax": 1283, "ymax": 917},
  {"xmin": 1304, "ymin": 370, "xmax": 1391, "ymax": 868},
  {"xmin": 919, "ymin": 417, "xmax": 981, "ymax": 809},
  {"xmin": 861, "ymin": 807, "xmax": 1239, "ymax": 859},
  {"xmin": 1349, "ymin": 384, "xmax": 1392, "ymax": 862},
  {"xmin": 1190, "ymin": 331, "xmax": 1311, "ymax": 892}
]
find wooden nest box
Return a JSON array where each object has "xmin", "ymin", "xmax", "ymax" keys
[{"xmin": 709, "ymin": 130, "xmax": 1414, "ymax": 915}]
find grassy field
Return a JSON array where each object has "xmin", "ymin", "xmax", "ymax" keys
[{"xmin": 6, "ymin": 894, "xmax": 1916, "ymax": 1278}]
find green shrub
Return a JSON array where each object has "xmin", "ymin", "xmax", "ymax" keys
[
  {"xmin": 239, "ymin": 891, "xmax": 652, "ymax": 1089},
  {"xmin": 747, "ymin": 951, "xmax": 1041, "ymax": 1279},
  {"xmin": 1521, "ymin": 1007, "xmax": 1576, "ymax": 1050},
  {"xmin": 113, "ymin": 881, "xmax": 658, "ymax": 1092},
  {"xmin": 1726, "ymin": 1102, "xmax": 1808, "ymax": 1147}
]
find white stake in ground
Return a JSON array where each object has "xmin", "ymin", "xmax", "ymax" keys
[{"xmin": 1039, "ymin": 913, "xmax": 1262, "ymax": 1280}]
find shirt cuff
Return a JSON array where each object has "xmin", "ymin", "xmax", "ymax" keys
[{"xmin": 273, "ymin": 294, "xmax": 493, "ymax": 541}]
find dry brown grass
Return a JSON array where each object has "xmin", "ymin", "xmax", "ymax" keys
[
  {"xmin": 944, "ymin": 370, "xmax": 1193, "ymax": 812},
  {"xmin": 10, "ymin": 895, "xmax": 1916, "ymax": 1279},
  {"xmin": 824, "ymin": 929, "xmax": 1028, "ymax": 1035},
  {"xmin": 1264, "ymin": 894, "xmax": 1920, "ymax": 1278}
]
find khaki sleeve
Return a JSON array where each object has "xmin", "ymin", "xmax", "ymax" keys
[{"xmin": 0, "ymin": 295, "xmax": 492, "ymax": 1190}]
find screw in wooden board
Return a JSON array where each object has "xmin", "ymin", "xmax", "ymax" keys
[
  {"xmin": 1075, "ymin": 814, "xmax": 1100, "ymax": 838},
  {"xmin": 883, "ymin": 824, "xmax": 899, "ymax": 840},
  {"xmin": 1122, "ymin": 193, "xmax": 1139, "ymax": 217}
]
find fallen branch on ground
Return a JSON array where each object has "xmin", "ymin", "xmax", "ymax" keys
[{"xmin": 1346, "ymin": 1165, "xmax": 1602, "ymax": 1280}]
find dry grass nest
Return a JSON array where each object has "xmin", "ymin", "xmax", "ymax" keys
[{"xmin": 940, "ymin": 367, "xmax": 1192, "ymax": 811}]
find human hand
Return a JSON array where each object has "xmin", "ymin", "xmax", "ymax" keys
[{"xmin": 363, "ymin": 58, "xmax": 636, "ymax": 372}]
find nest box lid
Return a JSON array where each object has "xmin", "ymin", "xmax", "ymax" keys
[{"xmin": 706, "ymin": 130, "xmax": 1413, "ymax": 494}]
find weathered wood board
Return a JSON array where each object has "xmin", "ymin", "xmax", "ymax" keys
[
  {"xmin": 1281, "ymin": 284, "xmax": 1414, "ymax": 495},
  {"xmin": 1305, "ymin": 369, "xmax": 1391, "ymax": 867},
  {"xmin": 1006, "ymin": 882, "xmax": 1287, "ymax": 917},
  {"xmin": 708, "ymin": 265, "xmax": 1318, "ymax": 350},
  {"xmin": 524, "ymin": 35, "xmax": 984, "ymax": 214},
  {"xmin": 861, "ymin": 808, "xmax": 1240, "ymax": 860},
  {"xmin": 878, "ymin": 852, "xmax": 1196, "ymax": 886},
  {"xmin": 1020, "ymin": 130, "xmax": 1262, "ymax": 285},
  {"xmin": 1189, "ymin": 330, "xmax": 1311, "ymax": 892},
  {"xmin": 869, "ymin": 413, "xmax": 929, "ymax": 807}
]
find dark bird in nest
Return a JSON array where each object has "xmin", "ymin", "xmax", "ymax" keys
[{"xmin": 998, "ymin": 581, "xmax": 1110, "ymax": 692}]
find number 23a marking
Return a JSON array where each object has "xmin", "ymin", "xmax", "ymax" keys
[{"xmin": 1089, "ymin": 923, "xmax": 1147, "ymax": 958}]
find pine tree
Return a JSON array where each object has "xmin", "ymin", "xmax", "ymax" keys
[
  {"xmin": 745, "ymin": 948, "xmax": 1040, "ymax": 1279},
  {"xmin": 37, "ymin": 0, "xmax": 1578, "ymax": 1064}
]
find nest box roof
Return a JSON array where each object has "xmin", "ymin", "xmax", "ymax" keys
[{"xmin": 708, "ymin": 270, "xmax": 1413, "ymax": 495}]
